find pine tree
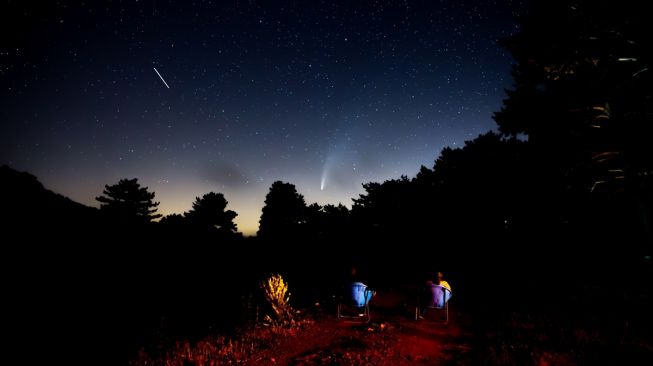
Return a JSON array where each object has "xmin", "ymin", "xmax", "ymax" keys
[
  {"xmin": 185, "ymin": 192, "xmax": 238, "ymax": 234},
  {"xmin": 258, "ymin": 181, "xmax": 307, "ymax": 239},
  {"xmin": 96, "ymin": 178, "xmax": 161, "ymax": 225}
]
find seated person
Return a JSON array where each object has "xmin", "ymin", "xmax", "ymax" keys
[
  {"xmin": 349, "ymin": 281, "xmax": 375, "ymax": 307},
  {"xmin": 418, "ymin": 271, "xmax": 452, "ymax": 316},
  {"xmin": 346, "ymin": 266, "xmax": 375, "ymax": 307}
]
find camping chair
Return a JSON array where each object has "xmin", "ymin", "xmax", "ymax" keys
[
  {"xmin": 415, "ymin": 284, "xmax": 451, "ymax": 324},
  {"xmin": 337, "ymin": 282, "xmax": 373, "ymax": 323}
]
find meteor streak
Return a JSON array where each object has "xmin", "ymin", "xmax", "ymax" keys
[{"xmin": 153, "ymin": 67, "xmax": 170, "ymax": 88}]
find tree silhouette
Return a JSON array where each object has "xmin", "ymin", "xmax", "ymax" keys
[
  {"xmin": 96, "ymin": 178, "xmax": 161, "ymax": 225},
  {"xmin": 185, "ymin": 192, "xmax": 238, "ymax": 234},
  {"xmin": 160, "ymin": 213, "xmax": 185, "ymax": 226},
  {"xmin": 322, "ymin": 203, "xmax": 351, "ymax": 231},
  {"xmin": 494, "ymin": 0, "xmax": 653, "ymax": 249},
  {"xmin": 304, "ymin": 202, "xmax": 351, "ymax": 239},
  {"xmin": 351, "ymin": 132, "xmax": 533, "ymax": 247},
  {"xmin": 352, "ymin": 176, "xmax": 414, "ymax": 236},
  {"xmin": 258, "ymin": 181, "xmax": 307, "ymax": 239},
  {"xmin": 495, "ymin": 0, "xmax": 652, "ymax": 194}
]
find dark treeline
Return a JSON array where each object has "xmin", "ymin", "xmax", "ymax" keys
[
  {"xmin": 0, "ymin": 167, "xmax": 258, "ymax": 365},
  {"xmin": 2, "ymin": 0, "xmax": 652, "ymax": 364}
]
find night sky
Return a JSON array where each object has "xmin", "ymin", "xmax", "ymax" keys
[{"xmin": 1, "ymin": 1, "xmax": 523, "ymax": 235}]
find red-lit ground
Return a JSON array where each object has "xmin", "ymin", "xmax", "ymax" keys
[
  {"xmin": 131, "ymin": 282, "xmax": 653, "ymax": 366},
  {"xmin": 243, "ymin": 310, "xmax": 469, "ymax": 366},
  {"xmin": 248, "ymin": 286, "xmax": 473, "ymax": 366}
]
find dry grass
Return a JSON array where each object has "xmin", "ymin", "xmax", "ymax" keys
[
  {"xmin": 129, "ymin": 315, "xmax": 315, "ymax": 366},
  {"xmin": 128, "ymin": 275, "xmax": 652, "ymax": 366}
]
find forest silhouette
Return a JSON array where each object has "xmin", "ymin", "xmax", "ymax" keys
[{"xmin": 1, "ymin": 1, "xmax": 652, "ymax": 364}]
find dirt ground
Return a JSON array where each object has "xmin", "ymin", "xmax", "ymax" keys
[{"xmin": 245, "ymin": 287, "xmax": 472, "ymax": 366}]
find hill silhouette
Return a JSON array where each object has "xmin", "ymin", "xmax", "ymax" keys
[
  {"xmin": 1, "ymin": 166, "xmax": 115, "ymax": 364},
  {"xmin": 0, "ymin": 165, "xmax": 203, "ymax": 365},
  {"xmin": 1, "ymin": 164, "xmax": 100, "ymax": 235},
  {"xmin": 0, "ymin": 165, "xmax": 259, "ymax": 365}
]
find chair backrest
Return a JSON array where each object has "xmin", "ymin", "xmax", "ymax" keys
[
  {"xmin": 423, "ymin": 284, "xmax": 451, "ymax": 309},
  {"xmin": 349, "ymin": 282, "xmax": 373, "ymax": 307}
]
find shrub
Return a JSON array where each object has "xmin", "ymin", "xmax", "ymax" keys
[{"xmin": 261, "ymin": 273, "xmax": 294, "ymax": 324}]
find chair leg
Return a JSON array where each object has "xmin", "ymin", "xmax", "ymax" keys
[
  {"xmin": 338, "ymin": 303, "xmax": 370, "ymax": 322},
  {"xmin": 415, "ymin": 306, "xmax": 449, "ymax": 324}
]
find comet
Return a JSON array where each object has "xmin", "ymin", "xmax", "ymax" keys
[{"xmin": 153, "ymin": 67, "xmax": 170, "ymax": 88}]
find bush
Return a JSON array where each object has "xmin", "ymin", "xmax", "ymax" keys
[{"xmin": 261, "ymin": 273, "xmax": 294, "ymax": 324}]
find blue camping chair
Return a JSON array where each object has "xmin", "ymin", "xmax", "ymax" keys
[
  {"xmin": 415, "ymin": 284, "xmax": 451, "ymax": 324},
  {"xmin": 337, "ymin": 282, "xmax": 373, "ymax": 322}
]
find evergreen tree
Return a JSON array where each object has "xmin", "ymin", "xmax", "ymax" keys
[
  {"xmin": 494, "ymin": 0, "xmax": 652, "ymax": 194},
  {"xmin": 494, "ymin": 0, "xmax": 653, "ymax": 251},
  {"xmin": 185, "ymin": 192, "xmax": 238, "ymax": 234},
  {"xmin": 351, "ymin": 175, "xmax": 414, "ymax": 237},
  {"xmin": 257, "ymin": 181, "xmax": 307, "ymax": 239},
  {"xmin": 96, "ymin": 178, "xmax": 161, "ymax": 224}
]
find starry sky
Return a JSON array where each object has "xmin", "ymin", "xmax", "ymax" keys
[{"xmin": 1, "ymin": 1, "xmax": 524, "ymax": 236}]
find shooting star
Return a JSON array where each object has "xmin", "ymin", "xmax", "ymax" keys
[{"xmin": 153, "ymin": 67, "xmax": 170, "ymax": 89}]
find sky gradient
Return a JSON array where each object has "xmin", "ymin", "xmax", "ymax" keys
[{"xmin": 1, "ymin": 1, "xmax": 523, "ymax": 235}]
